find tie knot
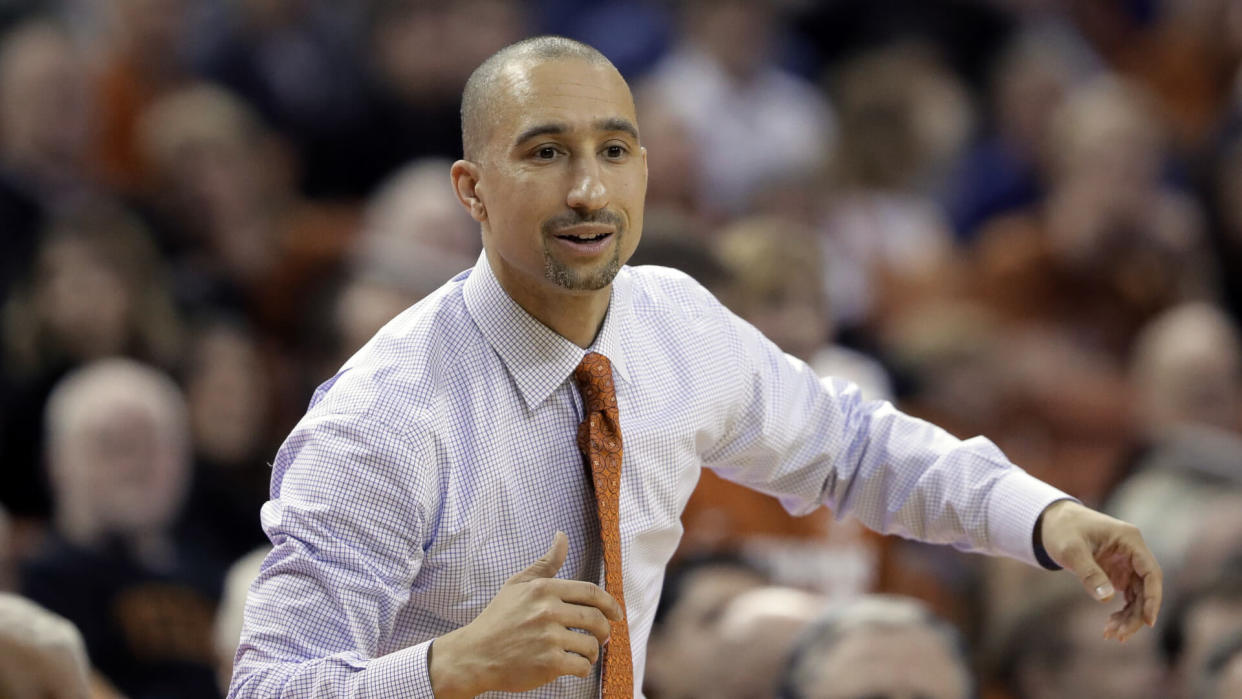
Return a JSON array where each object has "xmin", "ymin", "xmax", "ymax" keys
[{"xmin": 573, "ymin": 352, "xmax": 616, "ymax": 413}]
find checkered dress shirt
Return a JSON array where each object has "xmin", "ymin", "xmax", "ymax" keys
[{"xmin": 228, "ymin": 252, "xmax": 1069, "ymax": 698}]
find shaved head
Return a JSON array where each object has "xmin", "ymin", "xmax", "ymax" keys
[{"xmin": 460, "ymin": 35, "xmax": 615, "ymax": 161}]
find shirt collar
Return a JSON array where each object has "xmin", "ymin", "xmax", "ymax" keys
[{"xmin": 463, "ymin": 251, "xmax": 633, "ymax": 411}]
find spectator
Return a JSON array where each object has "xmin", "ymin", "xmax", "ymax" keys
[
  {"xmin": 1106, "ymin": 303, "xmax": 1242, "ymax": 576},
  {"xmin": 1130, "ymin": 302, "xmax": 1242, "ymax": 436},
  {"xmin": 713, "ymin": 215, "xmax": 891, "ymax": 401},
  {"xmin": 0, "ymin": 18, "xmax": 93, "ymax": 300},
  {"xmin": 0, "ymin": 593, "xmax": 91, "ymax": 699},
  {"xmin": 338, "ymin": 0, "xmax": 529, "ymax": 195},
  {"xmin": 1, "ymin": 203, "xmax": 183, "ymax": 520},
  {"xmin": 947, "ymin": 24, "xmax": 1097, "ymax": 241},
  {"xmin": 193, "ymin": 0, "xmax": 370, "ymax": 198},
  {"xmin": 1161, "ymin": 574, "xmax": 1242, "ymax": 699},
  {"xmin": 817, "ymin": 42, "xmax": 967, "ymax": 336},
  {"xmin": 351, "ymin": 158, "xmax": 481, "ymax": 290},
  {"xmin": 137, "ymin": 82, "xmax": 358, "ymax": 339},
  {"xmin": 1195, "ymin": 633, "xmax": 1242, "ymax": 699},
  {"xmin": 994, "ymin": 582, "xmax": 1165, "ymax": 699},
  {"xmin": 640, "ymin": 0, "xmax": 834, "ymax": 216},
  {"xmin": 971, "ymin": 75, "xmax": 1210, "ymax": 358},
  {"xmin": 778, "ymin": 594, "xmax": 973, "ymax": 699},
  {"xmin": 20, "ymin": 359, "xmax": 222, "ymax": 698},
  {"xmin": 702, "ymin": 586, "xmax": 828, "ymax": 699},
  {"xmin": 178, "ymin": 319, "xmax": 278, "ymax": 562},
  {"xmin": 645, "ymin": 552, "xmax": 767, "ymax": 699},
  {"xmin": 92, "ymin": 0, "xmax": 193, "ymax": 193}
]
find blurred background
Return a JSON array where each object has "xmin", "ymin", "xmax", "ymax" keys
[{"xmin": 1, "ymin": 0, "xmax": 1241, "ymax": 697}]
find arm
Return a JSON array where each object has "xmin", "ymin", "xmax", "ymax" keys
[
  {"xmin": 229, "ymin": 408, "xmax": 622, "ymax": 697},
  {"xmin": 227, "ymin": 412, "xmax": 436, "ymax": 698},
  {"xmin": 704, "ymin": 305, "xmax": 1161, "ymax": 636},
  {"xmin": 703, "ymin": 312, "xmax": 1066, "ymax": 566}
]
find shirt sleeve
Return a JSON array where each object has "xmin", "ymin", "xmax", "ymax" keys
[
  {"xmin": 701, "ymin": 306, "xmax": 1072, "ymax": 568},
  {"xmin": 227, "ymin": 405, "xmax": 437, "ymax": 698}
]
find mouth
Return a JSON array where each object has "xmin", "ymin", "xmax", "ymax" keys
[{"xmin": 552, "ymin": 224, "xmax": 615, "ymax": 249}]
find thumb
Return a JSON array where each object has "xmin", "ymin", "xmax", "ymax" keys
[
  {"xmin": 1058, "ymin": 542, "xmax": 1116, "ymax": 602},
  {"xmin": 507, "ymin": 531, "xmax": 569, "ymax": 584}
]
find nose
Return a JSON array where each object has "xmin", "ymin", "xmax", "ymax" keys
[{"xmin": 566, "ymin": 158, "xmax": 607, "ymax": 212}]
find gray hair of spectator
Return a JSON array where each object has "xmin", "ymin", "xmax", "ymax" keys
[
  {"xmin": 45, "ymin": 358, "xmax": 189, "ymax": 462},
  {"xmin": 1195, "ymin": 632, "xmax": 1242, "ymax": 699},
  {"xmin": 460, "ymin": 35, "xmax": 615, "ymax": 161},
  {"xmin": 44, "ymin": 358, "xmax": 191, "ymax": 538},
  {"xmin": 0, "ymin": 593, "xmax": 90, "ymax": 690},
  {"xmin": 778, "ymin": 594, "xmax": 975, "ymax": 699}
]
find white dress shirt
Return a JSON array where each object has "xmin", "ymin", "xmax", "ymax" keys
[{"xmin": 228, "ymin": 252, "xmax": 1068, "ymax": 698}]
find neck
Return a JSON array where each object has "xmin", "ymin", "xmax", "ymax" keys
[{"xmin": 486, "ymin": 249, "xmax": 611, "ymax": 348}]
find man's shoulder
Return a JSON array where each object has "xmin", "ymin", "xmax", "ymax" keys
[
  {"xmin": 622, "ymin": 264, "xmax": 723, "ymax": 319},
  {"xmin": 308, "ymin": 275, "xmax": 480, "ymax": 425}
]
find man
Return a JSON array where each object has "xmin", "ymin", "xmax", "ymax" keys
[
  {"xmin": 229, "ymin": 36, "xmax": 1161, "ymax": 698},
  {"xmin": 778, "ymin": 595, "xmax": 972, "ymax": 699}
]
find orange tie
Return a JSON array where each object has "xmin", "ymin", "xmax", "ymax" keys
[{"xmin": 573, "ymin": 352, "xmax": 633, "ymax": 699}]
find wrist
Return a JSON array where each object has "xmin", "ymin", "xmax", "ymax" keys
[
  {"xmin": 1034, "ymin": 499, "xmax": 1078, "ymax": 570},
  {"xmin": 429, "ymin": 630, "xmax": 480, "ymax": 699}
]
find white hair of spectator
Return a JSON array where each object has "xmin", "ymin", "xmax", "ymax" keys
[
  {"xmin": 44, "ymin": 358, "xmax": 191, "ymax": 546},
  {"xmin": 0, "ymin": 593, "xmax": 91, "ymax": 696},
  {"xmin": 214, "ymin": 547, "xmax": 270, "ymax": 693}
]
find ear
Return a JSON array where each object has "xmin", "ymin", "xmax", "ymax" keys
[{"xmin": 451, "ymin": 160, "xmax": 487, "ymax": 223}]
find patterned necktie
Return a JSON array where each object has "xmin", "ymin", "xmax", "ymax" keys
[{"xmin": 573, "ymin": 352, "xmax": 633, "ymax": 699}]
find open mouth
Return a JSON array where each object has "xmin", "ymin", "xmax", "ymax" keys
[{"xmin": 557, "ymin": 231, "xmax": 612, "ymax": 243}]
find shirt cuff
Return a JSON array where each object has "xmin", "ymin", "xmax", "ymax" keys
[
  {"xmin": 986, "ymin": 469, "xmax": 1077, "ymax": 568},
  {"xmin": 359, "ymin": 639, "xmax": 434, "ymax": 697}
]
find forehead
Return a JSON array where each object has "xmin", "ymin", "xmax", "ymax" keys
[{"xmin": 492, "ymin": 58, "xmax": 636, "ymax": 136}]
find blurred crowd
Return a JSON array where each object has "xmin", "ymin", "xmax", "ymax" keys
[{"xmin": 2, "ymin": 0, "xmax": 1242, "ymax": 697}]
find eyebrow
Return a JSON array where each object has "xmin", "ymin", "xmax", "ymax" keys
[{"xmin": 513, "ymin": 117, "xmax": 640, "ymax": 147}]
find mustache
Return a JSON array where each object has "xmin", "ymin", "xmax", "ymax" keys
[{"xmin": 542, "ymin": 209, "xmax": 624, "ymax": 236}]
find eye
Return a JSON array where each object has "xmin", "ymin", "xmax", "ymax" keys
[
  {"xmin": 604, "ymin": 144, "xmax": 628, "ymax": 160},
  {"xmin": 535, "ymin": 146, "xmax": 559, "ymax": 160}
]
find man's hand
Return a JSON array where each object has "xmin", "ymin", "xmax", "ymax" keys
[
  {"xmin": 1037, "ymin": 500, "xmax": 1163, "ymax": 642},
  {"xmin": 428, "ymin": 532, "xmax": 624, "ymax": 698}
]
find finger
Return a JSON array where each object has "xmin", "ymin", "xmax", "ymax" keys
[
  {"xmin": 1130, "ymin": 542, "xmax": 1163, "ymax": 627},
  {"xmin": 557, "ymin": 628, "xmax": 602, "ymax": 665},
  {"xmin": 1108, "ymin": 601, "xmax": 1144, "ymax": 642},
  {"xmin": 550, "ymin": 603, "xmax": 612, "ymax": 646},
  {"xmin": 1058, "ymin": 542, "xmax": 1116, "ymax": 602},
  {"xmin": 557, "ymin": 651, "xmax": 593, "ymax": 679},
  {"xmin": 536, "ymin": 578, "xmax": 623, "ymax": 622},
  {"xmin": 508, "ymin": 531, "xmax": 569, "ymax": 584}
]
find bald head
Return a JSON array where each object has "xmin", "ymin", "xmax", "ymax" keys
[{"xmin": 460, "ymin": 35, "xmax": 615, "ymax": 161}]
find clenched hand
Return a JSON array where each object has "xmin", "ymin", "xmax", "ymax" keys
[{"xmin": 429, "ymin": 532, "xmax": 624, "ymax": 698}]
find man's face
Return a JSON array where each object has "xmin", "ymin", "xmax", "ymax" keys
[{"xmin": 471, "ymin": 57, "xmax": 646, "ymax": 299}]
